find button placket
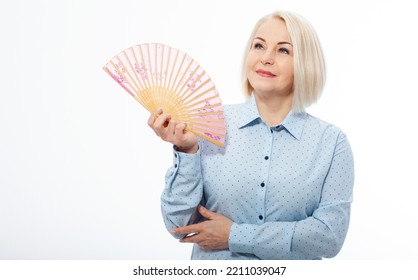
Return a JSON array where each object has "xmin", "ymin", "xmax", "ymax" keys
[
  {"xmin": 173, "ymin": 152, "xmax": 179, "ymax": 169},
  {"xmin": 257, "ymin": 129, "xmax": 273, "ymax": 224}
]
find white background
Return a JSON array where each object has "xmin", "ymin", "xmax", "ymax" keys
[{"xmin": 1, "ymin": 0, "xmax": 417, "ymax": 259}]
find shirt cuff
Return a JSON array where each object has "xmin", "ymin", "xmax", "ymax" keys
[
  {"xmin": 228, "ymin": 221, "xmax": 296, "ymax": 258},
  {"xmin": 170, "ymin": 146, "xmax": 201, "ymax": 177},
  {"xmin": 228, "ymin": 223, "xmax": 256, "ymax": 254}
]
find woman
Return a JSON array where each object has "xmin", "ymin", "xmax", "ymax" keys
[{"xmin": 148, "ymin": 11, "xmax": 354, "ymax": 260}]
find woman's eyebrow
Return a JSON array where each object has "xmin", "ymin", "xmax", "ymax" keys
[
  {"xmin": 254, "ymin": 37, "xmax": 292, "ymax": 46},
  {"xmin": 278, "ymin": 41, "xmax": 293, "ymax": 46}
]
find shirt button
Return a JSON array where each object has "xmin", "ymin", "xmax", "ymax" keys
[
  {"xmin": 264, "ymin": 156, "xmax": 269, "ymax": 160},
  {"xmin": 174, "ymin": 164, "xmax": 178, "ymax": 168},
  {"xmin": 258, "ymin": 215, "xmax": 263, "ymax": 220},
  {"xmin": 174, "ymin": 153, "xmax": 178, "ymax": 158},
  {"xmin": 260, "ymin": 182, "xmax": 265, "ymax": 187}
]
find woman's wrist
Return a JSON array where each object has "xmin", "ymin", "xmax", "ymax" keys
[{"xmin": 175, "ymin": 144, "xmax": 199, "ymax": 154}]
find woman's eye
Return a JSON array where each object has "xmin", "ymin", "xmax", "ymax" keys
[
  {"xmin": 253, "ymin": 43, "xmax": 264, "ymax": 49},
  {"xmin": 278, "ymin": 47, "xmax": 290, "ymax": 55}
]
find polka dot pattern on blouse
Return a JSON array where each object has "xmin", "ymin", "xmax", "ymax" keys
[{"xmin": 161, "ymin": 95, "xmax": 354, "ymax": 260}]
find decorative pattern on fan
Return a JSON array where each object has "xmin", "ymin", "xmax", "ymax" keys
[{"xmin": 103, "ymin": 43, "xmax": 226, "ymax": 147}]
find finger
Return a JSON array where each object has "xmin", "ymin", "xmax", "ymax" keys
[
  {"xmin": 174, "ymin": 122, "xmax": 186, "ymax": 135},
  {"xmin": 172, "ymin": 224, "xmax": 201, "ymax": 236},
  {"xmin": 147, "ymin": 107, "xmax": 163, "ymax": 127},
  {"xmin": 154, "ymin": 113, "xmax": 171, "ymax": 130},
  {"xmin": 152, "ymin": 114, "xmax": 171, "ymax": 138},
  {"xmin": 173, "ymin": 122, "xmax": 187, "ymax": 142},
  {"xmin": 198, "ymin": 205, "xmax": 218, "ymax": 220},
  {"xmin": 160, "ymin": 119, "xmax": 176, "ymax": 141},
  {"xmin": 179, "ymin": 233, "xmax": 204, "ymax": 244},
  {"xmin": 152, "ymin": 115, "xmax": 173, "ymax": 140},
  {"xmin": 199, "ymin": 244, "xmax": 210, "ymax": 250}
]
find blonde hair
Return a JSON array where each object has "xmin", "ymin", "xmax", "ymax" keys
[{"xmin": 242, "ymin": 11, "xmax": 326, "ymax": 112}]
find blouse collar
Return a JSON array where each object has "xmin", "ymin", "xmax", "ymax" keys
[{"xmin": 238, "ymin": 95, "xmax": 308, "ymax": 140}]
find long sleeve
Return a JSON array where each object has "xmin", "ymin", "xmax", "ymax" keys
[
  {"xmin": 160, "ymin": 98, "xmax": 355, "ymax": 259},
  {"xmin": 228, "ymin": 131, "xmax": 354, "ymax": 259},
  {"xmin": 160, "ymin": 147, "xmax": 204, "ymax": 239}
]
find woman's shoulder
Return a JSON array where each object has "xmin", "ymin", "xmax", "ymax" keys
[
  {"xmin": 304, "ymin": 113, "xmax": 348, "ymax": 140},
  {"xmin": 222, "ymin": 101, "xmax": 249, "ymax": 122},
  {"xmin": 223, "ymin": 102, "xmax": 247, "ymax": 113}
]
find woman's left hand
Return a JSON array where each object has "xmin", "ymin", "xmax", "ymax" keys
[{"xmin": 172, "ymin": 205, "xmax": 233, "ymax": 251}]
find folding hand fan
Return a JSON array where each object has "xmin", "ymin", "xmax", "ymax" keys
[{"xmin": 103, "ymin": 43, "xmax": 226, "ymax": 147}]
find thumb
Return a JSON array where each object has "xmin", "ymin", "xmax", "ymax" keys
[
  {"xmin": 198, "ymin": 205, "xmax": 218, "ymax": 220},
  {"xmin": 175, "ymin": 122, "xmax": 187, "ymax": 134}
]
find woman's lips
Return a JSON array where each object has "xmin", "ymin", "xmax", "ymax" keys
[{"xmin": 256, "ymin": 69, "xmax": 276, "ymax": 77}]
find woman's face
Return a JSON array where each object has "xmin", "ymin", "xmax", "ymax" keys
[{"xmin": 246, "ymin": 18, "xmax": 294, "ymax": 97}]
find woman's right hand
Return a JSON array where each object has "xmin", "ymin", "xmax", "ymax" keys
[{"xmin": 148, "ymin": 108, "xmax": 199, "ymax": 154}]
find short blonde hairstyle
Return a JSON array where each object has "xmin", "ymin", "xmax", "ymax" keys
[{"xmin": 242, "ymin": 11, "xmax": 326, "ymax": 112}]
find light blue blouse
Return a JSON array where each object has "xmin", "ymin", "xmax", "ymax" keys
[{"xmin": 161, "ymin": 96, "xmax": 355, "ymax": 259}]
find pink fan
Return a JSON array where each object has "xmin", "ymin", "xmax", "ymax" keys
[{"xmin": 103, "ymin": 43, "xmax": 226, "ymax": 147}]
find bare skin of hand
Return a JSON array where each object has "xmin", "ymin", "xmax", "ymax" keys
[
  {"xmin": 147, "ymin": 107, "xmax": 198, "ymax": 154},
  {"xmin": 172, "ymin": 205, "xmax": 233, "ymax": 251}
]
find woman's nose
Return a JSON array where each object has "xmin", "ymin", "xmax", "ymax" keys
[{"xmin": 261, "ymin": 50, "xmax": 274, "ymax": 65}]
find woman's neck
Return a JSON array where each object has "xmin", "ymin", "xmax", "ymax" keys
[{"xmin": 254, "ymin": 93, "xmax": 293, "ymax": 127}]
